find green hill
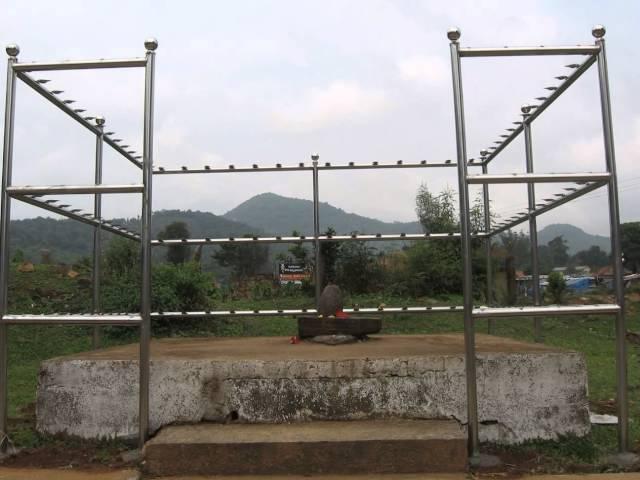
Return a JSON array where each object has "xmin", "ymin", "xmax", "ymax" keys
[
  {"xmin": 538, "ymin": 223, "xmax": 610, "ymax": 255},
  {"xmin": 9, "ymin": 210, "xmax": 263, "ymax": 264},
  {"xmin": 223, "ymin": 192, "xmax": 422, "ymax": 236}
]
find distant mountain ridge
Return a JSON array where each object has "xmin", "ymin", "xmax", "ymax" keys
[
  {"xmin": 538, "ymin": 223, "xmax": 609, "ymax": 255},
  {"xmin": 8, "ymin": 195, "xmax": 610, "ymax": 263},
  {"xmin": 223, "ymin": 192, "xmax": 423, "ymax": 236}
]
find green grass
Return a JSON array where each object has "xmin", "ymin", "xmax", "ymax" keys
[{"xmin": 4, "ymin": 264, "xmax": 640, "ymax": 467}]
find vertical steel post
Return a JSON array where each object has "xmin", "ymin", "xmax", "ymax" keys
[
  {"xmin": 139, "ymin": 38, "xmax": 157, "ymax": 449},
  {"xmin": 593, "ymin": 25, "xmax": 629, "ymax": 453},
  {"xmin": 482, "ymin": 160, "xmax": 494, "ymax": 334},
  {"xmin": 0, "ymin": 45, "xmax": 18, "ymax": 453},
  {"xmin": 448, "ymin": 28, "xmax": 480, "ymax": 457},
  {"xmin": 312, "ymin": 154, "xmax": 322, "ymax": 306},
  {"xmin": 92, "ymin": 117, "xmax": 105, "ymax": 349},
  {"xmin": 522, "ymin": 106, "xmax": 542, "ymax": 342}
]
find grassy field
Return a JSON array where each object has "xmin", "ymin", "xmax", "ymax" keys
[{"xmin": 3, "ymin": 265, "xmax": 640, "ymax": 468}]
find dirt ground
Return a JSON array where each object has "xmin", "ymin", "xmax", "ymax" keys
[{"xmin": 58, "ymin": 333, "xmax": 564, "ymax": 362}]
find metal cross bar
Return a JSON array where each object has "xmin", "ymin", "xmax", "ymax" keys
[
  {"xmin": 473, "ymin": 304, "xmax": 619, "ymax": 318},
  {"xmin": 459, "ymin": 45, "xmax": 599, "ymax": 57},
  {"xmin": 7, "ymin": 184, "xmax": 144, "ymax": 195},
  {"xmin": 150, "ymin": 232, "xmax": 487, "ymax": 246},
  {"xmin": 1, "ymin": 313, "xmax": 142, "ymax": 325},
  {"xmin": 151, "ymin": 305, "xmax": 464, "ymax": 318},
  {"xmin": 152, "ymin": 161, "xmax": 456, "ymax": 174},
  {"xmin": 467, "ymin": 172, "xmax": 610, "ymax": 184},
  {"xmin": 13, "ymin": 58, "xmax": 147, "ymax": 72}
]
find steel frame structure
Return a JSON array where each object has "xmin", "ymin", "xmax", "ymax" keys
[{"xmin": 0, "ymin": 25, "xmax": 630, "ymax": 461}]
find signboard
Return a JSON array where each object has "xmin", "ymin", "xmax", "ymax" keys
[{"xmin": 278, "ymin": 263, "xmax": 311, "ymax": 285}]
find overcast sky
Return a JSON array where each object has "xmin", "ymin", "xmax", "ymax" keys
[{"xmin": 0, "ymin": 0, "xmax": 638, "ymax": 236}]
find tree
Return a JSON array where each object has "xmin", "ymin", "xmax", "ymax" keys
[
  {"xmin": 104, "ymin": 237, "xmax": 140, "ymax": 277},
  {"xmin": 335, "ymin": 239, "xmax": 383, "ymax": 294},
  {"xmin": 319, "ymin": 227, "xmax": 339, "ymax": 286},
  {"xmin": 546, "ymin": 271, "xmax": 567, "ymax": 304},
  {"xmin": 288, "ymin": 230, "xmax": 309, "ymax": 264},
  {"xmin": 621, "ymin": 222, "xmax": 640, "ymax": 273},
  {"xmin": 415, "ymin": 184, "xmax": 457, "ymax": 233},
  {"xmin": 572, "ymin": 245, "xmax": 609, "ymax": 270},
  {"xmin": 158, "ymin": 221, "xmax": 191, "ymax": 264},
  {"xmin": 12, "ymin": 248, "xmax": 24, "ymax": 263},
  {"xmin": 547, "ymin": 235, "xmax": 569, "ymax": 267},
  {"xmin": 212, "ymin": 234, "xmax": 269, "ymax": 280}
]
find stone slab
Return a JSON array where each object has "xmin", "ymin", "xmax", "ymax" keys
[
  {"xmin": 36, "ymin": 334, "xmax": 590, "ymax": 443},
  {"xmin": 143, "ymin": 419, "xmax": 467, "ymax": 476}
]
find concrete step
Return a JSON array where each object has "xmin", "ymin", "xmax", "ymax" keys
[{"xmin": 143, "ymin": 419, "xmax": 467, "ymax": 477}]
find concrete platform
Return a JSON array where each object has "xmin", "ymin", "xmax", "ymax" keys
[
  {"xmin": 143, "ymin": 419, "xmax": 467, "ymax": 476},
  {"xmin": 36, "ymin": 334, "xmax": 590, "ymax": 443}
]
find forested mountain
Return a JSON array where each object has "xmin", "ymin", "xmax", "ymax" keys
[{"xmin": 223, "ymin": 192, "xmax": 423, "ymax": 236}]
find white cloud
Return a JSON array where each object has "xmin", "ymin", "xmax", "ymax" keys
[
  {"xmin": 270, "ymin": 81, "xmax": 391, "ymax": 133},
  {"xmin": 398, "ymin": 55, "xmax": 448, "ymax": 85}
]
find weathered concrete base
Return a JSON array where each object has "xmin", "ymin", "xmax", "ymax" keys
[
  {"xmin": 36, "ymin": 334, "xmax": 590, "ymax": 444},
  {"xmin": 143, "ymin": 419, "xmax": 467, "ymax": 476}
]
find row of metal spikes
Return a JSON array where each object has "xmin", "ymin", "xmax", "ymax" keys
[{"xmin": 474, "ymin": 57, "xmax": 595, "ymax": 165}]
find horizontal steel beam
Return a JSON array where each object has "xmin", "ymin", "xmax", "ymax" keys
[
  {"xmin": 151, "ymin": 232, "xmax": 488, "ymax": 246},
  {"xmin": 13, "ymin": 194, "xmax": 140, "ymax": 241},
  {"xmin": 13, "ymin": 58, "xmax": 146, "ymax": 72},
  {"xmin": 467, "ymin": 172, "xmax": 610, "ymax": 184},
  {"xmin": 8, "ymin": 184, "xmax": 144, "ymax": 195},
  {"xmin": 482, "ymin": 55, "xmax": 597, "ymax": 166},
  {"xmin": 488, "ymin": 181, "xmax": 606, "ymax": 236},
  {"xmin": 459, "ymin": 45, "xmax": 599, "ymax": 58},
  {"xmin": 1, "ymin": 314, "xmax": 142, "ymax": 325},
  {"xmin": 16, "ymin": 72, "xmax": 142, "ymax": 169},
  {"xmin": 153, "ymin": 161, "xmax": 456, "ymax": 174},
  {"xmin": 473, "ymin": 304, "xmax": 619, "ymax": 318},
  {"xmin": 151, "ymin": 305, "xmax": 464, "ymax": 318}
]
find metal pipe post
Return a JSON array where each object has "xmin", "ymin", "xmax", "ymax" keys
[
  {"xmin": 139, "ymin": 38, "xmax": 157, "ymax": 449},
  {"xmin": 593, "ymin": 25, "xmax": 629, "ymax": 453},
  {"xmin": 92, "ymin": 117, "xmax": 105, "ymax": 349},
  {"xmin": 522, "ymin": 106, "xmax": 542, "ymax": 342},
  {"xmin": 448, "ymin": 28, "xmax": 480, "ymax": 457},
  {"xmin": 0, "ymin": 45, "xmax": 18, "ymax": 453},
  {"xmin": 312, "ymin": 154, "xmax": 322, "ymax": 306},
  {"xmin": 481, "ymin": 159, "xmax": 494, "ymax": 335}
]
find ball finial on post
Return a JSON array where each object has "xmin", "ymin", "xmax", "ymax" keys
[
  {"xmin": 447, "ymin": 28, "xmax": 461, "ymax": 42},
  {"xmin": 521, "ymin": 104, "xmax": 532, "ymax": 114},
  {"xmin": 5, "ymin": 44, "xmax": 19, "ymax": 57},
  {"xmin": 311, "ymin": 153, "xmax": 320, "ymax": 162},
  {"xmin": 95, "ymin": 116, "xmax": 106, "ymax": 126},
  {"xmin": 144, "ymin": 38, "xmax": 159, "ymax": 51},
  {"xmin": 592, "ymin": 25, "xmax": 606, "ymax": 38},
  {"xmin": 480, "ymin": 149, "xmax": 489, "ymax": 157}
]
